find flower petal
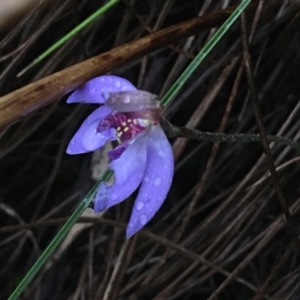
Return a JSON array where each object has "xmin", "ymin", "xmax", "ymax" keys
[
  {"xmin": 94, "ymin": 134, "xmax": 148, "ymax": 212},
  {"xmin": 67, "ymin": 106, "xmax": 115, "ymax": 154},
  {"xmin": 126, "ymin": 125, "xmax": 174, "ymax": 238},
  {"xmin": 67, "ymin": 75, "xmax": 136, "ymax": 104},
  {"xmin": 108, "ymin": 143, "xmax": 128, "ymax": 160}
]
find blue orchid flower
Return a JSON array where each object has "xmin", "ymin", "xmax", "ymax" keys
[{"xmin": 66, "ymin": 75, "xmax": 174, "ymax": 238}]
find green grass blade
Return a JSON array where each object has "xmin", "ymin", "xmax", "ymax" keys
[
  {"xmin": 160, "ymin": 0, "xmax": 251, "ymax": 107},
  {"xmin": 17, "ymin": 0, "xmax": 119, "ymax": 77},
  {"xmin": 8, "ymin": 170, "xmax": 113, "ymax": 300}
]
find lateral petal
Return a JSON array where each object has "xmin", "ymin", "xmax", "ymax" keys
[
  {"xmin": 67, "ymin": 75, "xmax": 136, "ymax": 104},
  {"xmin": 94, "ymin": 135, "xmax": 147, "ymax": 212},
  {"xmin": 66, "ymin": 106, "xmax": 115, "ymax": 154},
  {"xmin": 126, "ymin": 125, "xmax": 174, "ymax": 238}
]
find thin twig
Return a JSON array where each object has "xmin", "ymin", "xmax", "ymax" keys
[{"xmin": 161, "ymin": 118, "xmax": 300, "ymax": 153}]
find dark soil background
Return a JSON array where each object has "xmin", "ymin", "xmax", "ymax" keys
[{"xmin": 1, "ymin": 0, "xmax": 300, "ymax": 299}]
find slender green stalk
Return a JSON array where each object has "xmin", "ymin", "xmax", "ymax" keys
[
  {"xmin": 17, "ymin": 0, "xmax": 119, "ymax": 77},
  {"xmin": 160, "ymin": 0, "xmax": 251, "ymax": 107},
  {"xmin": 8, "ymin": 170, "xmax": 113, "ymax": 300}
]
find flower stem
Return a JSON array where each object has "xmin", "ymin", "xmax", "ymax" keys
[
  {"xmin": 8, "ymin": 170, "xmax": 113, "ymax": 300},
  {"xmin": 160, "ymin": 0, "xmax": 251, "ymax": 107},
  {"xmin": 161, "ymin": 118, "xmax": 300, "ymax": 153}
]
